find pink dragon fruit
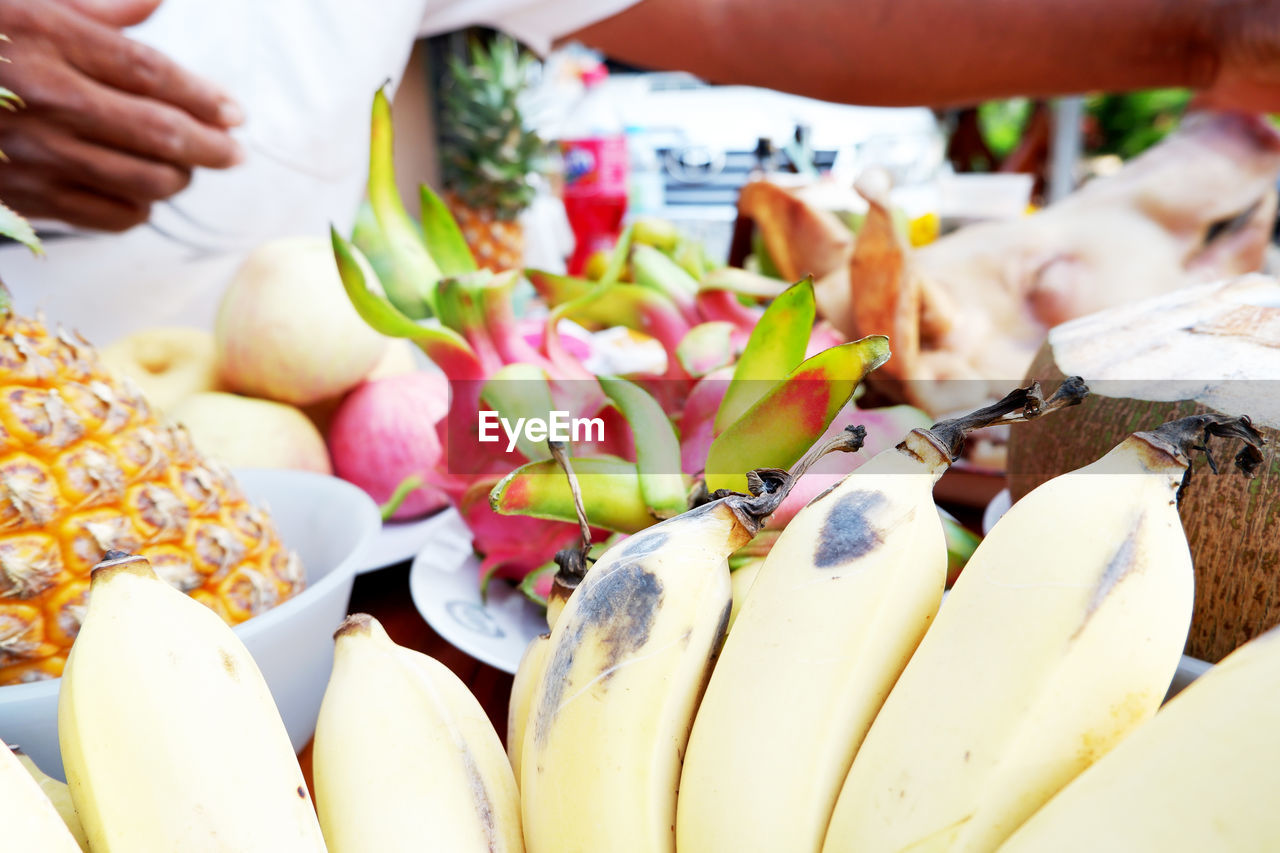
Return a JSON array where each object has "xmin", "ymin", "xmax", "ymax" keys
[
  {"xmin": 333, "ymin": 88, "xmax": 938, "ymax": 604},
  {"xmin": 327, "ymin": 370, "xmax": 452, "ymax": 521}
]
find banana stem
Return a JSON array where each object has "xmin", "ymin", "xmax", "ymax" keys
[
  {"xmin": 1137, "ymin": 414, "xmax": 1267, "ymax": 503},
  {"xmin": 695, "ymin": 423, "xmax": 868, "ymax": 509},
  {"xmin": 714, "ymin": 425, "xmax": 868, "ymax": 536},
  {"xmin": 549, "ymin": 441, "xmax": 592, "ymax": 555},
  {"xmin": 788, "ymin": 424, "xmax": 868, "ymax": 481},
  {"xmin": 547, "ymin": 441, "xmax": 593, "ymax": 603},
  {"xmin": 923, "ymin": 376, "xmax": 1089, "ymax": 461}
]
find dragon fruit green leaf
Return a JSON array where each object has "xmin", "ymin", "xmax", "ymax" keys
[
  {"xmin": 941, "ymin": 510, "xmax": 982, "ymax": 587},
  {"xmin": 673, "ymin": 236, "xmax": 720, "ymax": 281},
  {"xmin": 351, "ymin": 202, "xmax": 400, "ymax": 295},
  {"xmin": 703, "ymin": 335, "xmax": 891, "ymax": 493},
  {"xmin": 597, "ymin": 376, "xmax": 688, "ymax": 518},
  {"xmin": 490, "ymin": 454, "xmax": 657, "ymax": 534},
  {"xmin": 600, "ymin": 221, "xmax": 635, "ymax": 285},
  {"xmin": 701, "ymin": 266, "xmax": 790, "ymax": 299},
  {"xmin": 632, "ymin": 243, "xmax": 700, "ymax": 296},
  {"xmin": 631, "ymin": 216, "xmax": 680, "ymax": 252},
  {"xmin": 526, "ymin": 269, "xmax": 595, "ymax": 308},
  {"xmin": 379, "ymin": 474, "xmax": 425, "ymax": 522},
  {"xmin": 714, "ymin": 277, "xmax": 816, "ymax": 433},
  {"xmin": 631, "ymin": 244, "xmax": 701, "ymax": 324},
  {"xmin": 560, "ymin": 283, "xmax": 692, "ymax": 361},
  {"xmin": 676, "ymin": 322, "xmax": 736, "ymax": 378},
  {"xmin": 480, "ymin": 363, "xmax": 558, "ymax": 461},
  {"xmin": 331, "ymin": 227, "xmax": 483, "ymax": 380},
  {"xmin": 517, "ymin": 560, "xmax": 557, "ymax": 607},
  {"xmin": 367, "ymin": 88, "xmax": 441, "ymax": 318},
  {"xmin": 419, "ymin": 184, "xmax": 478, "ymax": 276}
]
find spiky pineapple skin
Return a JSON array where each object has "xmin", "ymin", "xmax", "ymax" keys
[
  {"xmin": 0, "ymin": 309, "xmax": 303, "ymax": 685},
  {"xmin": 438, "ymin": 33, "xmax": 546, "ymax": 265},
  {"xmin": 446, "ymin": 192, "xmax": 526, "ymax": 272}
]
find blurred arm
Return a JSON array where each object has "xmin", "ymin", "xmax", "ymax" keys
[{"xmin": 567, "ymin": 0, "xmax": 1275, "ymax": 111}]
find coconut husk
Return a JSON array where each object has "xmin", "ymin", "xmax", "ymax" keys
[{"xmin": 1007, "ymin": 274, "xmax": 1280, "ymax": 662}]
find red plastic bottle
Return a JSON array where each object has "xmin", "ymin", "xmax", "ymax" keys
[{"xmin": 558, "ymin": 63, "xmax": 629, "ymax": 275}]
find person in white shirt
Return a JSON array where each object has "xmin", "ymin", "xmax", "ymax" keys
[{"xmin": 0, "ymin": 0, "xmax": 1277, "ymax": 344}]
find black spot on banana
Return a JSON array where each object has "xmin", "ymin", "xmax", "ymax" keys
[
  {"xmin": 579, "ymin": 564, "xmax": 663, "ymax": 675},
  {"xmin": 814, "ymin": 491, "xmax": 889, "ymax": 567},
  {"xmin": 1076, "ymin": 514, "xmax": 1145, "ymax": 636},
  {"xmin": 619, "ymin": 531, "xmax": 670, "ymax": 560},
  {"xmin": 521, "ymin": 470, "xmax": 801, "ymax": 853}
]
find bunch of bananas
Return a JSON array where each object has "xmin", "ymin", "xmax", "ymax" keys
[
  {"xmin": 3, "ymin": 385, "xmax": 1277, "ymax": 852},
  {"xmin": 509, "ymin": 385, "xmax": 1277, "ymax": 853}
]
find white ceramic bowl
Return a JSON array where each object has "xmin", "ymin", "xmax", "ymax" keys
[{"xmin": 0, "ymin": 468, "xmax": 380, "ymax": 781}]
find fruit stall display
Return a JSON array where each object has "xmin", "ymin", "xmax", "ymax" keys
[
  {"xmin": 1, "ymin": 59, "xmax": 1279, "ymax": 849},
  {"xmin": 323, "ymin": 90, "xmax": 987, "ymax": 603},
  {"xmin": 4, "ymin": 391, "xmax": 1279, "ymax": 850}
]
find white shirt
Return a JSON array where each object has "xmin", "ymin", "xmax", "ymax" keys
[{"xmin": 1, "ymin": 0, "xmax": 634, "ymax": 345}]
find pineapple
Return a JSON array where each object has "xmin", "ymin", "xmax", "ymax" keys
[
  {"xmin": 439, "ymin": 33, "xmax": 549, "ymax": 272},
  {"xmin": 0, "ymin": 289, "xmax": 303, "ymax": 685}
]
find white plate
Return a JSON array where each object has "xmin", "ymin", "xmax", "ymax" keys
[
  {"xmin": 357, "ymin": 512, "xmax": 449, "ymax": 573},
  {"xmin": 407, "ymin": 509, "xmax": 546, "ymax": 674}
]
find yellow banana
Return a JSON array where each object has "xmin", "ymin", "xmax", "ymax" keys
[
  {"xmin": 508, "ymin": 569, "xmax": 572, "ymax": 786},
  {"xmin": 677, "ymin": 380, "xmax": 1085, "ymax": 853},
  {"xmin": 999, "ymin": 623, "xmax": 1280, "ymax": 852},
  {"xmin": 520, "ymin": 465, "xmax": 800, "ymax": 853},
  {"xmin": 506, "ymin": 630, "xmax": 551, "ymax": 784},
  {"xmin": 822, "ymin": 414, "xmax": 1264, "ymax": 853},
  {"xmin": 313, "ymin": 613, "xmax": 522, "ymax": 852},
  {"xmin": 58, "ymin": 551, "xmax": 326, "ymax": 852},
  {"xmin": 508, "ymin": 440, "xmax": 592, "ymax": 786},
  {"xmin": 726, "ymin": 555, "xmax": 764, "ymax": 631},
  {"xmin": 0, "ymin": 744, "xmax": 82, "ymax": 852},
  {"xmin": 13, "ymin": 747, "xmax": 89, "ymax": 851}
]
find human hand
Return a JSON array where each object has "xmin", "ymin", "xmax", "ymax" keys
[{"xmin": 0, "ymin": 0, "xmax": 244, "ymax": 232}]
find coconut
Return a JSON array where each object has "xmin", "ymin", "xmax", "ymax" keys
[{"xmin": 1006, "ymin": 274, "xmax": 1280, "ymax": 662}]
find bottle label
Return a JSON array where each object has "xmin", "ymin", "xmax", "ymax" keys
[{"xmin": 561, "ymin": 136, "xmax": 629, "ymax": 198}]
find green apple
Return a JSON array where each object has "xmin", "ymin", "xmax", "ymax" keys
[
  {"xmin": 169, "ymin": 391, "xmax": 332, "ymax": 474},
  {"xmin": 215, "ymin": 237, "xmax": 389, "ymax": 407},
  {"xmin": 100, "ymin": 327, "xmax": 222, "ymax": 412}
]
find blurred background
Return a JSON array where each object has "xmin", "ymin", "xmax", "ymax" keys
[{"xmin": 388, "ymin": 28, "xmax": 1275, "ymax": 274}]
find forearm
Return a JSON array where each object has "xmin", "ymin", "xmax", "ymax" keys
[{"xmin": 569, "ymin": 0, "xmax": 1218, "ymax": 107}]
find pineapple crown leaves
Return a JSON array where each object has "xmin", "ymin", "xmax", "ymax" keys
[
  {"xmin": 0, "ymin": 34, "xmax": 42, "ymax": 255},
  {"xmin": 438, "ymin": 33, "xmax": 551, "ymax": 220}
]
